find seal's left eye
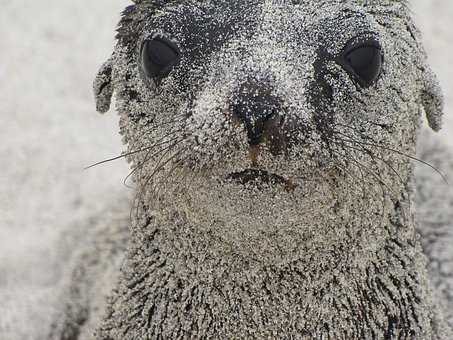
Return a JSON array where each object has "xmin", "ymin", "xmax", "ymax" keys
[
  {"xmin": 341, "ymin": 37, "xmax": 383, "ymax": 88},
  {"xmin": 141, "ymin": 36, "xmax": 181, "ymax": 79}
]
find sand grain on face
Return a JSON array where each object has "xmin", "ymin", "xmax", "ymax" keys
[{"xmin": 1, "ymin": 0, "xmax": 452, "ymax": 339}]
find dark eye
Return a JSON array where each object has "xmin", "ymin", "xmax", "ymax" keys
[
  {"xmin": 341, "ymin": 37, "xmax": 383, "ymax": 88},
  {"xmin": 141, "ymin": 36, "xmax": 181, "ymax": 79}
]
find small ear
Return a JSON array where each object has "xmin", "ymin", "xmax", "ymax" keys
[
  {"xmin": 93, "ymin": 57, "xmax": 114, "ymax": 114},
  {"xmin": 421, "ymin": 67, "xmax": 444, "ymax": 131}
]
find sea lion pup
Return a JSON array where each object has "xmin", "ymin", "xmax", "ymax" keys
[{"xmin": 89, "ymin": 0, "xmax": 453, "ymax": 338}]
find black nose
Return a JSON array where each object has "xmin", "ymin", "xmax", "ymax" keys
[{"xmin": 231, "ymin": 85, "xmax": 281, "ymax": 145}]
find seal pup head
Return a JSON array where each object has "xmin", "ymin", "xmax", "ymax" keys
[{"xmin": 94, "ymin": 0, "xmax": 444, "ymax": 265}]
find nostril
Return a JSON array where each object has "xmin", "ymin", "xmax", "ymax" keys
[
  {"xmin": 231, "ymin": 93, "xmax": 281, "ymax": 145},
  {"xmin": 232, "ymin": 104, "xmax": 276, "ymax": 145}
]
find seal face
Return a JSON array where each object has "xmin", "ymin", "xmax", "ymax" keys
[
  {"xmin": 95, "ymin": 0, "xmax": 441, "ymax": 286},
  {"xmin": 98, "ymin": 0, "xmax": 440, "ymax": 203},
  {"xmin": 91, "ymin": 1, "xmax": 450, "ymax": 339}
]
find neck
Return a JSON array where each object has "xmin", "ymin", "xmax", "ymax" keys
[
  {"xmin": 103, "ymin": 164, "xmax": 437, "ymax": 338},
  {"xmin": 133, "ymin": 166, "xmax": 415, "ymax": 274}
]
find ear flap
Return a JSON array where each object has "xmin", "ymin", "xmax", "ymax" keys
[
  {"xmin": 93, "ymin": 57, "xmax": 114, "ymax": 114},
  {"xmin": 421, "ymin": 67, "xmax": 444, "ymax": 132}
]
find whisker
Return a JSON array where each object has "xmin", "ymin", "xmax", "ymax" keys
[
  {"xmin": 332, "ymin": 137, "xmax": 406, "ymax": 186},
  {"xmin": 142, "ymin": 148, "xmax": 187, "ymax": 212},
  {"xmin": 134, "ymin": 141, "xmax": 187, "ymax": 217},
  {"xmin": 329, "ymin": 136, "xmax": 412, "ymax": 223},
  {"xmin": 151, "ymin": 149, "xmax": 191, "ymax": 198},
  {"xmin": 84, "ymin": 129, "xmax": 184, "ymax": 170},
  {"xmin": 84, "ymin": 146, "xmax": 151, "ymax": 170},
  {"xmin": 342, "ymin": 149, "xmax": 389, "ymax": 223},
  {"xmin": 335, "ymin": 119, "xmax": 392, "ymax": 132},
  {"xmin": 123, "ymin": 137, "xmax": 184, "ymax": 187},
  {"xmin": 329, "ymin": 152, "xmax": 373, "ymax": 226},
  {"xmin": 332, "ymin": 131, "xmax": 448, "ymax": 184}
]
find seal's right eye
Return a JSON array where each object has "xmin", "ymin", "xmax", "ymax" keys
[{"xmin": 141, "ymin": 36, "xmax": 181, "ymax": 79}]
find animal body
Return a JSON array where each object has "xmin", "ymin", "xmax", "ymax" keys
[{"xmin": 52, "ymin": 0, "xmax": 453, "ymax": 339}]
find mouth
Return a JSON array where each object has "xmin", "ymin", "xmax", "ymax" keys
[{"xmin": 225, "ymin": 169, "xmax": 297, "ymax": 191}]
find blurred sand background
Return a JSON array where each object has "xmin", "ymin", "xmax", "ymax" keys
[{"xmin": 0, "ymin": 1, "xmax": 451, "ymax": 339}]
